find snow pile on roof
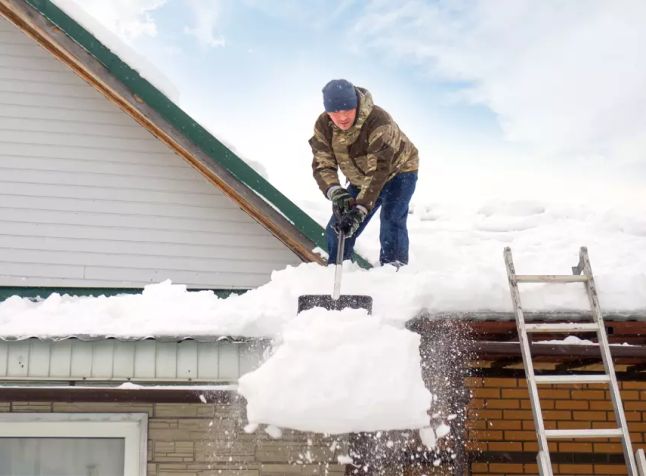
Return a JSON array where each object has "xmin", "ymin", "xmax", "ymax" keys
[
  {"xmin": 1, "ymin": 200, "xmax": 645, "ymax": 340},
  {"xmin": 238, "ymin": 308, "xmax": 433, "ymax": 434},
  {"xmin": 52, "ymin": 0, "xmax": 179, "ymax": 101}
]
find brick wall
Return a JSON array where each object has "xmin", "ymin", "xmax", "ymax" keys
[
  {"xmin": 466, "ymin": 376, "xmax": 646, "ymax": 475},
  {"xmin": 0, "ymin": 400, "xmax": 349, "ymax": 476}
]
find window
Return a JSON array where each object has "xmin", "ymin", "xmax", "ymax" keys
[{"xmin": 0, "ymin": 413, "xmax": 147, "ymax": 476}]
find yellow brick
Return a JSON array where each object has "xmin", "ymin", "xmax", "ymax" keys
[
  {"xmin": 571, "ymin": 389, "xmax": 606, "ymax": 400},
  {"xmin": 620, "ymin": 390, "xmax": 640, "ymax": 400},
  {"xmin": 487, "ymin": 441, "xmax": 522, "ymax": 452},
  {"xmin": 573, "ymin": 410, "xmax": 607, "ymax": 421},
  {"xmin": 558, "ymin": 441, "xmax": 592, "ymax": 452},
  {"xmin": 503, "ymin": 430, "xmax": 536, "ymax": 441},
  {"xmin": 483, "ymin": 377, "xmax": 518, "ymax": 388},
  {"xmin": 593, "ymin": 464, "xmax": 631, "ymax": 474},
  {"xmin": 486, "ymin": 399, "xmax": 519, "ymax": 409},
  {"xmin": 593, "ymin": 442, "xmax": 623, "ymax": 453},
  {"xmin": 472, "ymin": 388, "xmax": 501, "ymax": 398},
  {"xmin": 556, "ymin": 463, "xmax": 594, "ymax": 474},
  {"xmin": 503, "ymin": 409, "xmax": 533, "ymax": 420},
  {"xmin": 538, "ymin": 389, "xmax": 571, "ymax": 399},
  {"xmin": 501, "ymin": 388, "xmax": 529, "ymax": 399},
  {"xmin": 542, "ymin": 410, "xmax": 572, "ymax": 420},
  {"xmin": 625, "ymin": 401, "xmax": 646, "ymax": 410},
  {"xmin": 471, "ymin": 409, "xmax": 502, "ymax": 419},
  {"xmin": 488, "ymin": 419, "xmax": 522, "ymax": 430},
  {"xmin": 469, "ymin": 429, "xmax": 503, "ymax": 441},
  {"xmin": 469, "ymin": 463, "xmax": 488, "ymax": 473},
  {"xmin": 589, "ymin": 400, "xmax": 614, "ymax": 411},
  {"xmin": 468, "ymin": 398, "xmax": 486, "ymax": 409},
  {"xmin": 488, "ymin": 463, "xmax": 524, "ymax": 473},
  {"xmin": 555, "ymin": 400, "xmax": 588, "ymax": 410}
]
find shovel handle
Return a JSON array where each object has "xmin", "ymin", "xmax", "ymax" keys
[{"xmin": 332, "ymin": 228, "xmax": 346, "ymax": 299}]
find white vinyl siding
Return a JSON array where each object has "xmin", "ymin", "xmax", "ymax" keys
[
  {"xmin": 0, "ymin": 16, "xmax": 301, "ymax": 289},
  {"xmin": 0, "ymin": 339, "xmax": 264, "ymax": 382}
]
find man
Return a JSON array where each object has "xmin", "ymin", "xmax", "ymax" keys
[{"xmin": 309, "ymin": 79, "xmax": 419, "ymax": 267}]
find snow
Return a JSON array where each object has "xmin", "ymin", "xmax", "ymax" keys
[
  {"xmin": 1, "ymin": 199, "xmax": 645, "ymax": 435},
  {"xmin": 51, "ymin": 0, "xmax": 180, "ymax": 101},
  {"xmin": 536, "ymin": 335, "xmax": 633, "ymax": 346},
  {"xmin": 1, "ymin": 200, "xmax": 644, "ymax": 340},
  {"xmin": 237, "ymin": 308, "xmax": 432, "ymax": 434}
]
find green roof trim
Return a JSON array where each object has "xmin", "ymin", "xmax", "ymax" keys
[
  {"xmin": 0, "ymin": 287, "xmax": 247, "ymax": 302},
  {"xmin": 24, "ymin": 0, "xmax": 371, "ymax": 269}
]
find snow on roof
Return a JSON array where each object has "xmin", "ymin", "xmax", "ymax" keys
[
  {"xmin": 1, "ymin": 200, "xmax": 644, "ymax": 340},
  {"xmin": 51, "ymin": 0, "xmax": 180, "ymax": 101}
]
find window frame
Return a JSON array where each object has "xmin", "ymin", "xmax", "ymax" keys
[{"xmin": 0, "ymin": 413, "xmax": 147, "ymax": 476}]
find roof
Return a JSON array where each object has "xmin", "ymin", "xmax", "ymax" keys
[
  {"xmin": 0, "ymin": 0, "xmax": 370, "ymax": 267},
  {"xmin": 0, "ymin": 336, "xmax": 268, "ymax": 384}
]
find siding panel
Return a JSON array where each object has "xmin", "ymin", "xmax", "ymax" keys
[{"xmin": 0, "ymin": 16, "xmax": 302, "ymax": 289}]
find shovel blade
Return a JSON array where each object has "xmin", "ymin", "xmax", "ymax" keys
[{"xmin": 297, "ymin": 294, "xmax": 373, "ymax": 314}]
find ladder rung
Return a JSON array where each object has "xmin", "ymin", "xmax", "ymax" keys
[
  {"xmin": 545, "ymin": 428, "xmax": 624, "ymax": 439},
  {"xmin": 525, "ymin": 323, "xmax": 599, "ymax": 333},
  {"xmin": 534, "ymin": 374, "xmax": 609, "ymax": 384},
  {"xmin": 514, "ymin": 274, "xmax": 589, "ymax": 283}
]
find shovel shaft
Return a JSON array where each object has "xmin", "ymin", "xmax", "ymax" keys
[{"xmin": 332, "ymin": 230, "xmax": 345, "ymax": 299}]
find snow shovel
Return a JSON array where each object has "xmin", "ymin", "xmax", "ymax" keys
[{"xmin": 297, "ymin": 224, "xmax": 373, "ymax": 314}]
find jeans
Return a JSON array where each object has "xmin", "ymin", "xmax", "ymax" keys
[{"xmin": 326, "ymin": 171, "xmax": 418, "ymax": 265}]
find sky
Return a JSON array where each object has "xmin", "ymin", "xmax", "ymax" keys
[{"xmin": 53, "ymin": 0, "xmax": 646, "ymax": 210}]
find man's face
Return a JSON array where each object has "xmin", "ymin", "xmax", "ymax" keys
[{"xmin": 328, "ymin": 108, "xmax": 357, "ymax": 131}]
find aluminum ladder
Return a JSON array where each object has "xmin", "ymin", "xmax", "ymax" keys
[{"xmin": 504, "ymin": 247, "xmax": 646, "ymax": 476}]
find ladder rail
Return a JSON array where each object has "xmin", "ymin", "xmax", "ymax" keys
[
  {"xmin": 636, "ymin": 448, "xmax": 646, "ymax": 476},
  {"xmin": 504, "ymin": 247, "xmax": 639, "ymax": 475},
  {"xmin": 504, "ymin": 248, "xmax": 553, "ymax": 470},
  {"xmin": 580, "ymin": 247, "xmax": 638, "ymax": 474}
]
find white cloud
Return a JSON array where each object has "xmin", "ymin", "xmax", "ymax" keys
[
  {"xmin": 353, "ymin": 0, "xmax": 646, "ymax": 164},
  {"xmin": 56, "ymin": 0, "xmax": 167, "ymax": 42},
  {"xmin": 183, "ymin": 0, "xmax": 225, "ymax": 48}
]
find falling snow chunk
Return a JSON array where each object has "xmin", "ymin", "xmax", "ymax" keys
[
  {"xmin": 264, "ymin": 425, "xmax": 283, "ymax": 439},
  {"xmin": 435, "ymin": 423, "xmax": 451, "ymax": 439},
  {"xmin": 198, "ymin": 394, "xmax": 207, "ymax": 403},
  {"xmin": 337, "ymin": 455, "xmax": 353, "ymax": 465},
  {"xmin": 243, "ymin": 423, "xmax": 258, "ymax": 434},
  {"xmin": 238, "ymin": 308, "xmax": 432, "ymax": 434},
  {"xmin": 419, "ymin": 427, "xmax": 437, "ymax": 449}
]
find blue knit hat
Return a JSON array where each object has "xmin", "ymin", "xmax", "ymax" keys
[{"xmin": 322, "ymin": 79, "xmax": 358, "ymax": 112}]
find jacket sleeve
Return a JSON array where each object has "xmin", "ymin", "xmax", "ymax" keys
[
  {"xmin": 309, "ymin": 117, "xmax": 340, "ymax": 197},
  {"xmin": 355, "ymin": 123, "xmax": 400, "ymax": 210}
]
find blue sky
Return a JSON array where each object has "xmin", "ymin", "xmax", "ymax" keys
[{"xmin": 57, "ymin": 0, "xmax": 646, "ymax": 208}]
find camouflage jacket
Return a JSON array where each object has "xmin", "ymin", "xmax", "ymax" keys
[{"xmin": 309, "ymin": 87, "xmax": 419, "ymax": 211}]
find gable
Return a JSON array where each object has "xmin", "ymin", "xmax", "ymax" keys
[{"xmin": 0, "ymin": 15, "xmax": 302, "ymax": 289}]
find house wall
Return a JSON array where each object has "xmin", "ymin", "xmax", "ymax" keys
[
  {"xmin": 466, "ymin": 375, "xmax": 646, "ymax": 475},
  {"xmin": 0, "ymin": 15, "xmax": 301, "ymax": 290},
  {"xmin": 0, "ymin": 399, "xmax": 348, "ymax": 476}
]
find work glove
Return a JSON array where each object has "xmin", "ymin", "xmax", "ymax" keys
[
  {"xmin": 328, "ymin": 186, "xmax": 354, "ymax": 216},
  {"xmin": 337, "ymin": 205, "xmax": 368, "ymax": 238}
]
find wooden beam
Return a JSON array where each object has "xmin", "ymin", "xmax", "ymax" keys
[
  {"xmin": 489, "ymin": 357, "xmax": 524, "ymax": 369},
  {"xmin": 473, "ymin": 341, "xmax": 646, "ymax": 363}
]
